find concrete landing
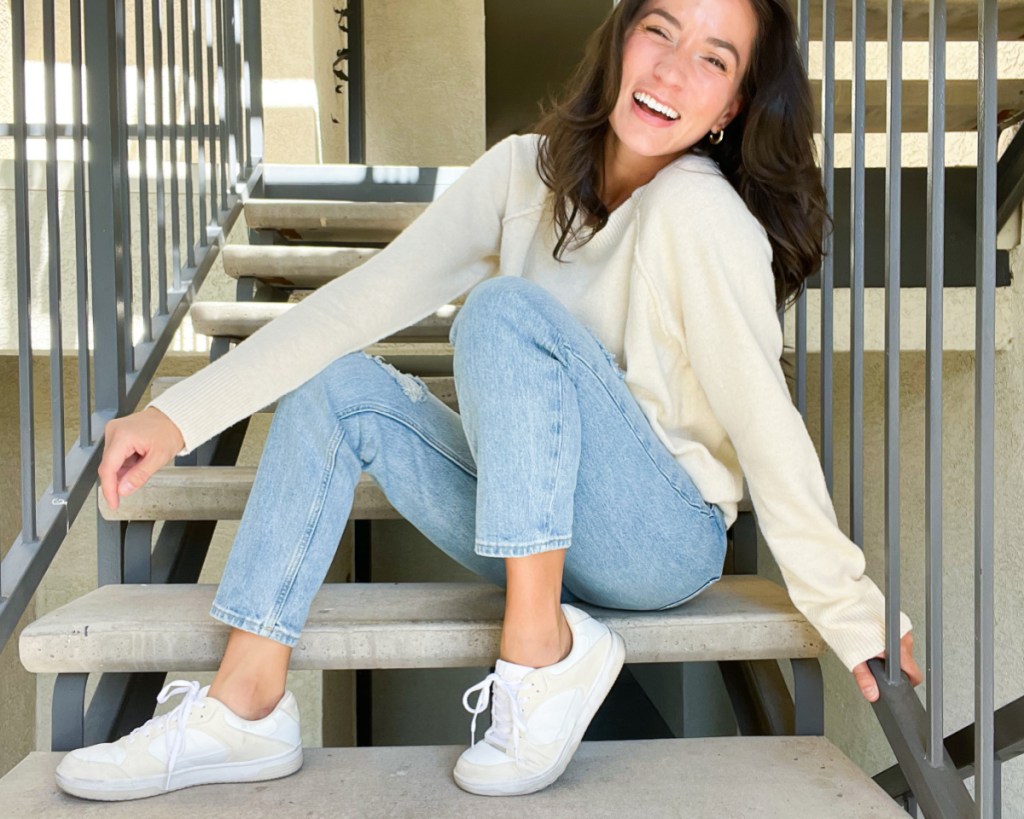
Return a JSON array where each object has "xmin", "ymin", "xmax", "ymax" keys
[{"xmin": 0, "ymin": 738, "xmax": 904, "ymax": 818}]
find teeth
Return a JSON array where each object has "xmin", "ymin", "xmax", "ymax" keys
[{"xmin": 633, "ymin": 91, "xmax": 679, "ymax": 120}]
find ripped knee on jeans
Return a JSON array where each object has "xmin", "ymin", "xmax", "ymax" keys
[{"xmin": 363, "ymin": 352, "xmax": 429, "ymax": 402}]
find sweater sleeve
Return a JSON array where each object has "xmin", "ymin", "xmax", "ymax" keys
[
  {"xmin": 148, "ymin": 135, "xmax": 516, "ymax": 455},
  {"xmin": 636, "ymin": 164, "xmax": 912, "ymax": 672}
]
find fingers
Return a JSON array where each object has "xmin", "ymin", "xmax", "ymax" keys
[
  {"xmin": 97, "ymin": 409, "xmax": 182, "ymax": 512},
  {"xmin": 852, "ymin": 661, "xmax": 879, "ymax": 702}
]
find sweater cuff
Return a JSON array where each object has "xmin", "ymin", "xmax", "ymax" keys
[
  {"xmin": 146, "ymin": 361, "xmax": 254, "ymax": 457},
  {"xmin": 818, "ymin": 596, "xmax": 914, "ymax": 672}
]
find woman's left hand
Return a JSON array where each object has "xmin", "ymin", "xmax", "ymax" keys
[{"xmin": 851, "ymin": 631, "xmax": 923, "ymax": 703}]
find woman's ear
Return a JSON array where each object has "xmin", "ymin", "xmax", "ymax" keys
[{"xmin": 716, "ymin": 94, "xmax": 744, "ymax": 132}]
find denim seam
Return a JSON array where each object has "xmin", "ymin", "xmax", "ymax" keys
[
  {"xmin": 543, "ymin": 345, "xmax": 570, "ymax": 546},
  {"xmin": 334, "ymin": 403, "xmax": 478, "ymax": 479},
  {"xmin": 560, "ymin": 342, "xmax": 716, "ymax": 520},
  {"xmin": 654, "ymin": 573, "xmax": 722, "ymax": 611},
  {"xmin": 474, "ymin": 535, "xmax": 572, "ymax": 558},
  {"xmin": 264, "ymin": 422, "xmax": 348, "ymax": 635}
]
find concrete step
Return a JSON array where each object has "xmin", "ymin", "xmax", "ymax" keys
[
  {"xmin": 243, "ymin": 200, "xmax": 427, "ymax": 243},
  {"xmin": 222, "ymin": 245, "xmax": 381, "ymax": 288},
  {"xmin": 99, "ymin": 463, "xmax": 752, "ymax": 523},
  {"xmin": 800, "ymin": 0, "xmax": 1023, "ymax": 42},
  {"xmin": 0, "ymin": 738, "xmax": 905, "ymax": 817},
  {"xmin": 100, "ymin": 469, "xmax": 402, "ymax": 522},
  {"xmin": 189, "ymin": 301, "xmax": 457, "ymax": 343},
  {"xmin": 18, "ymin": 578, "xmax": 824, "ymax": 673},
  {"xmin": 150, "ymin": 374, "xmax": 458, "ymax": 412},
  {"xmin": 810, "ymin": 77, "xmax": 1024, "ymax": 133}
]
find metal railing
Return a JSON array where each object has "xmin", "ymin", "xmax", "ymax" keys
[
  {"xmin": 0, "ymin": 0, "xmax": 264, "ymax": 648},
  {"xmin": 787, "ymin": 1, "xmax": 1018, "ymax": 816}
]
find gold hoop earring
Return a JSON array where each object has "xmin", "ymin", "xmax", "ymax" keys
[{"xmin": 709, "ymin": 129, "xmax": 725, "ymax": 145}]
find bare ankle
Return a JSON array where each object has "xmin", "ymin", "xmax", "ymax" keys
[
  {"xmin": 208, "ymin": 675, "xmax": 283, "ymax": 720},
  {"xmin": 500, "ymin": 610, "xmax": 573, "ymax": 668}
]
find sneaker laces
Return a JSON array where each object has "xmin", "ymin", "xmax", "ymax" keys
[
  {"xmin": 126, "ymin": 679, "xmax": 204, "ymax": 790},
  {"xmin": 462, "ymin": 672, "xmax": 527, "ymax": 762}
]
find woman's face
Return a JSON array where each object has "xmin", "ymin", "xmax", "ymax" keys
[{"xmin": 608, "ymin": 0, "xmax": 757, "ymax": 171}]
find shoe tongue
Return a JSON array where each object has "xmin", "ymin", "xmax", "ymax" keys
[{"xmin": 495, "ymin": 659, "xmax": 534, "ymax": 684}]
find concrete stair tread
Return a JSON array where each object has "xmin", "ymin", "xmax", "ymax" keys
[
  {"xmin": 0, "ymin": 739, "xmax": 904, "ymax": 817},
  {"xmin": 244, "ymin": 200, "xmax": 427, "ymax": 242},
  {"xmin": 150, "ymin": 375, "xmax": 457, "ymax": 415},
  {"xmin": 100, "ymin": 469, "xmax": 404, "ymax": 521},
  {"xmin": 810, "ymin": 77, "xmax": 1024, "ymax": 133},
  {"xmin": 221, "ymin": 245, "xmax": 380, "ymax": 287},
  {"xmin": 100, "ymin": 464, "xmax": 753, "ymax": 522},
  {"xmin": 189, "ymin": 301, "xmax": 457, "ymax": 342},
  {"xmin": 799, "ymin": 0, "xmax": 1023, "ymax": 41},
  {"xmin": 18, "ymin": 578, "xmax": 824, "ymax": 673}
]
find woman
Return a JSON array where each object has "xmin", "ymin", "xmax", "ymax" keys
[{"xmin": 56, "ymin": 0, "xmax": 922, "ymax": 802}]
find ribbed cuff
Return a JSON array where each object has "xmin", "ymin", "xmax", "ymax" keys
[
  {"xmin": 820, "ymin": 601, "xmax": 914, "ymax": 672},
  {"xmin": 146, "ymin": 358, "xmax": 255, "ymax": 457}
]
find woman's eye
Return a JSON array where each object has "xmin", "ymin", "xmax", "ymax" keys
[
  {"xmin": 644, "ymin": 25, "xmax": 669, "ymax": 39},
  {"xmin": 707, "ymin": 56, "xmax": 727, "ymax": 71}
]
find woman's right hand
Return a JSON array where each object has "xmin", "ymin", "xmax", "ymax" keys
[{"xmin": 97, "ymin": 406, "xmax": 185, "ymax": 512}]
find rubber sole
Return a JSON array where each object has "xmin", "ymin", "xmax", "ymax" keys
[
  {"xmin": 453, "ymin": 628, "xmax": 627, "ymax": 797},
  {"xmin": 55, "ymin": 746, "xmax": 303, "ymax": 802}
]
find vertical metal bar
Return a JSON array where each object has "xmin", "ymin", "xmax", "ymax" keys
[
  {"xmin": 215, "ymin": 0, "xmax": 229, "ymax": 210},
  {"xmin": 820, "ymin": 0, "xmax": 835, "ymax": 492},
  {"xmin": 795, "ymin": 0, "xmax": 809, "ymax": 419},
  {"xmin": 134, "ymin": 0, "xmax": 153, "ymax": 343},
  {"xmin": 12, "ymin": 0, "xmax": 37, "ymax": 546},
  {"xmin": 849, "ymin": 0, "xmax": 866, "ymax": 548},
  {"xmin": 975, "ymin": 0, "xmax": 997, "ymax": 813},
  {"xmin": 205, "ymin": 0, "xmax": 220, "ymax": 221},
  {"xmin": 193, "ymin": 0, "xmax": 209, "ymax": 247},
  {"xmin": 152, "ymin": 0, "xmax": 168, "ymax": 315},
  {"xmin": 884, "ymin": 0, "xmax": 903, "ymax": 687},
  {"xmin": 85, "ymin": 0, "xmax": 129, "ymax": 413},
  {"xmin": 225, "ymin": 0, "xmax": 242, "ymax": 184},
  {"xmin": 116, "ymin": 0, "xmax": 135, "ymax": 370},
  {"xmin": 181, "ymin": 0, "xmax": 197, "ymax": 266},
  {"xmin": 44, "ymin": 0, "xmax": 67, "ymax": 494},
  {"xmin": 925, "ymin": 0, "xmax": 946, "ymax": 769},
  {"xmin": 71, "ymin": 0, "xmax": 92, "ymax": 448},
  {"xmin": 167, "ymin": 0, "xmax": 183, "ymax": 290},
  {"xmin": 347, "ymin": 0, "xmax": 365, "ymax": 164},
  {"xmin": 243, "ymin": 0, "xmax": 264, "ymax": 170}
]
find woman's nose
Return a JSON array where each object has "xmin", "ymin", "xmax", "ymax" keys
[{"xmin": 652, "ymin": 55, "xmax": 687, "ymax": 89}]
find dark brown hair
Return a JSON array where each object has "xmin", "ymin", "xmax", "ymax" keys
[{"xmin": 531, "ymin": 0, "xmax": 829, "ymax": 310}]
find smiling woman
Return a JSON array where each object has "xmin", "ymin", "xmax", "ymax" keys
[{"xmin": 534, "ymin": 0, "xmax": 828, "ymax": 309}]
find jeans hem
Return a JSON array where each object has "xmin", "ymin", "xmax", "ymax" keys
[
  {"xmin": 474, "ymin": 536, "xmax": 571, "ymax": 558},
  {"xmin": 210, "ymin": 603, "xmax": 300, "ymax": 648}
]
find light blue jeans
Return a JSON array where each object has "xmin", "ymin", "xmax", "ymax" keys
[{"xmin": 211, "ymin": 276, "xmax": 728, "ymax": 647}]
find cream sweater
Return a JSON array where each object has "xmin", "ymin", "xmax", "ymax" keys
[{"xmin": 149, "ymin": 133, "xmax": 913, "ymax": 671}]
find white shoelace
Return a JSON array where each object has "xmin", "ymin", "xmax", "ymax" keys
[
  {"xmin": 462, "ymin": 672, "xmax": 527, "ymax": 762},
  {"xmin": 125, "ymin": 679, "xmax": 204, "ymax": 790}
]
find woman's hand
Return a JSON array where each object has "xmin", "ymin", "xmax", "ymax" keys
[
  {"xmin": 852, "ymin": 631, "xmax": 923, "ymax": 702},
  {"xmin": 97, "ymin": 406, "xmax": 185, "ymax": 512}
]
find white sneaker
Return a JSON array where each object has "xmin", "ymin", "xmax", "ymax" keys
[
  {"xmin": 454, "ymin": 604, "xmax": 626, "ymax": 796},
  {"xmin": 55, "ymin": 680, "xmax": 303, "ymax": 801}
]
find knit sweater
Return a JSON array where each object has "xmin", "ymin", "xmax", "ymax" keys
[{"xmin": 149, "ymin": 133, "xmax": 913, "ymax": 671}]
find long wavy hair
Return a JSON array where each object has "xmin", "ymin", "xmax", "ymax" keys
[{"xmin": 531, "ymin": 0, "xmax": 829, "ymax": 310}]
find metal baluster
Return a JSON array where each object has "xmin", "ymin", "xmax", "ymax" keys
[
  {"xmin": 795, "ymin": 0, "xmax": 809, "ymax": 419},
  {"xmin": 116, "ymin": 0, "xmax": 135, "ymax": 370},
  {"xmin": 134, "ymin": 0, "xmax": 153, "ymax": 342},
  {"xmin": 152, "ymin": 0, "xmax": 168, "ymax": 315},
  {"xmin": 849, "ymin": 0, "xmax": 866, "ymax": 548},
  {"xmin": 225, "ymin": 0, "xmax": 242, "ymax": 184},
  {"xmin": 11, "ymin": 0, "xmax": 37, "ymax": 549},
  {"xmin": 820, "ymin": 0, "xmax": 835, "ymax": 491},
  {"xmin": 193, "ymin": 0, "xmax": 208, "ymax": 247},
  {"xmin": 925, "ymin": 0, "xmax": 946, "ymax": 770},
  {"xmin": 181, "ymin": 0, "xmax": 197, "ymax": 266},
  {"xmin": 71, "ymin": 0, "xmax": 92, "ymax": 447},
  {"xmin": 44, "ymin": 0, "xmax": 67, "ymax": 493},
  {"xmin": 167, "ymin": 0, "xmax": 182, "ymax": 290},
  {"xmin": 975, "ymin": 0, "xmax": 997, "ymax": 813},
  {"xmin": 215, "ymin": 0, "xmax": 229, "ymax": 209},
  {"xmin": 243, "ymin": 0, "xmax": 264, "ymax": 170},
  {"xmin": 884, "ymin": 0, "xmax": 903, "ymax": 686},
  {"xmin": 205, "ymin": 0, "xmax": 219, "ymax": 221}
]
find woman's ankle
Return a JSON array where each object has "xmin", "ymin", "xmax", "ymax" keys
[
  {"xmin": 207, "ymin": 675, "xmax": 284, "ymax": 720},
  {"xmin": 500, "ymin": 609, "xmax": 573, "ymax": 668}
]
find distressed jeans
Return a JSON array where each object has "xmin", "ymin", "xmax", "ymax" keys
[{"xmin": 212, "ymin": 275, "xmax": 728, "ymax": 647}]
